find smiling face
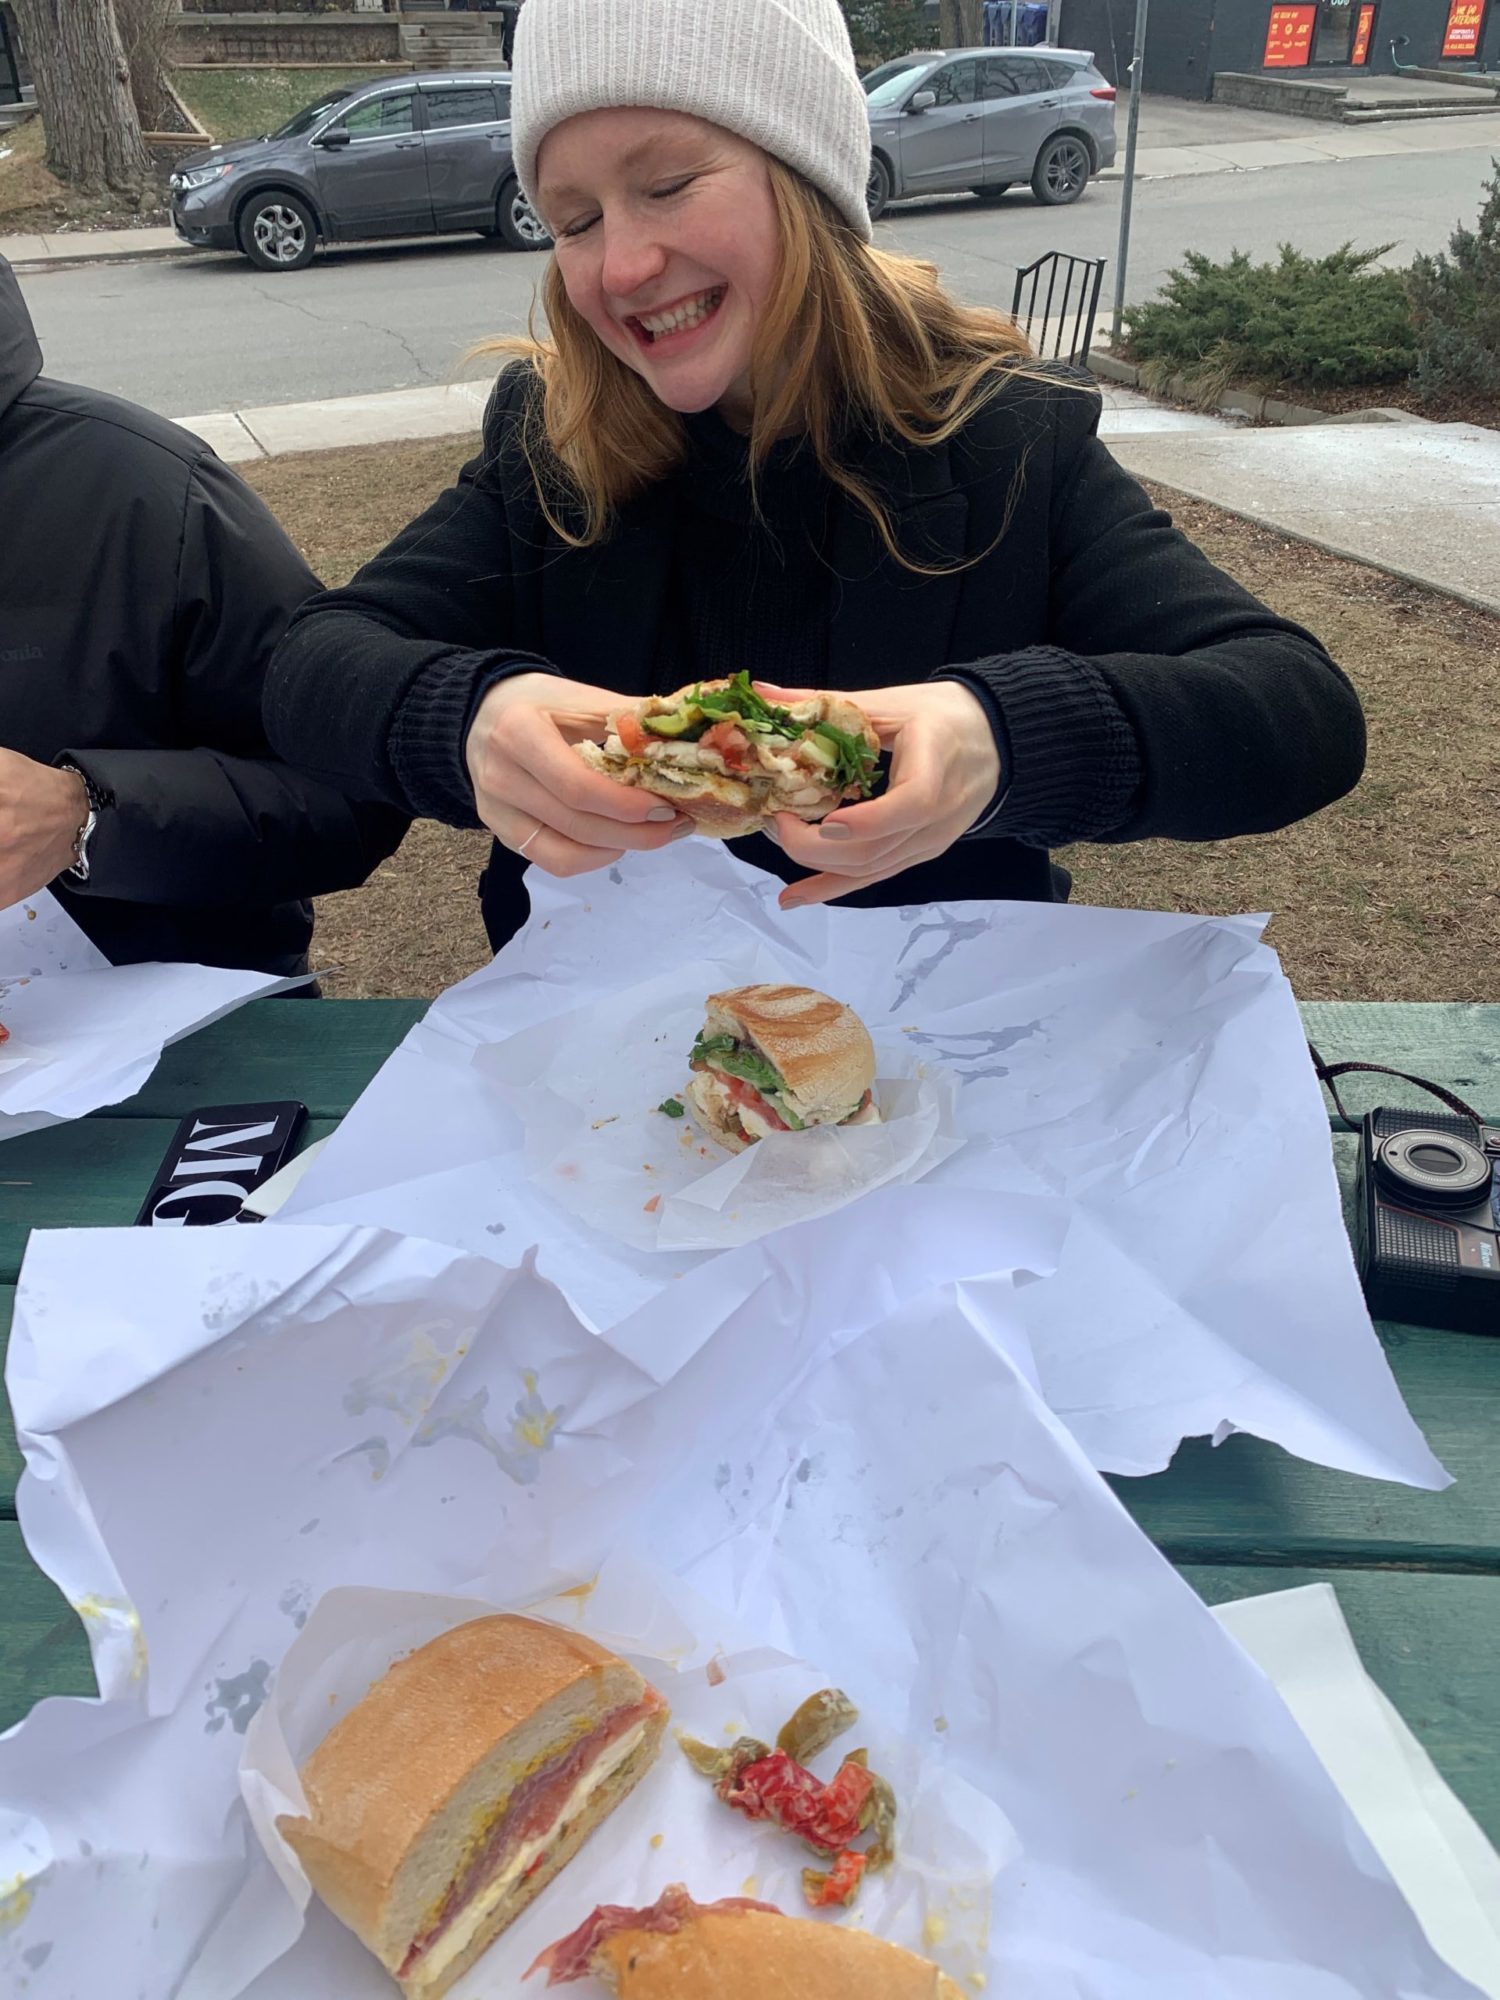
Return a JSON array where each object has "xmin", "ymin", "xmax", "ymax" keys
[{"xmin": 536, "ymin": 109, "xmax": 784, "ymax": 427}]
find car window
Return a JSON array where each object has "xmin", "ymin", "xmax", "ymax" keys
[
  {"xmin": 981, "ymin": 58, "xmax": 1018, "ymax": 98},
  {"xmin": 1043, "ymin": 58, "xmax": 1087, "ymax": 89},
  {"xmin": 928, "ymin": 59, "xmax": 980, "ymax": 106},
  {"xmin": 339, "ymin": 93, "xmax": 416, "ymax": 139},
  {"xmin": 272, "ymin": 88, "xmax": 354, "ymax": 140},
  {"xmin": 425, "ymin": 86, "xmax": 499, "ymax": 129},
  {"xmin": 495, "ymin": 82, "xmax": 512, "ymax": 119},
  {"xmin": 989, "ymin": 57, "xmax": 1049, "ymax": 96},
  {"xmin": 863, "ymin": 58, "xmax": 934, "ymax": 110}
]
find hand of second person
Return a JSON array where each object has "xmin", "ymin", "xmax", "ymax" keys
[
  {"xmin": 759, "ymin": 680, "xmax": 1002, "ymax": 909},
  {"xmin": 464, "ymin": 672, "xmax": 692, "ymax": 876},
  {"xmin": 0, "ymin": 750, "xmax": 89, "ymax": 907}
]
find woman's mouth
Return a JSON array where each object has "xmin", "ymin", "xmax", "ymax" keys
[{"xmin": 625, "ymin": 286, "xmax": 727, "ymax": 349}]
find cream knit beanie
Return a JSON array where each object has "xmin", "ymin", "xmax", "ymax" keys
[{"xmin": 512, "ymin": 0, "xmax": 874, "ymax": 241}]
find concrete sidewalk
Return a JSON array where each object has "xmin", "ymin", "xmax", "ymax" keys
[{"xmin": 1109, "ymin": 422, "xmax": 1500, "ymax": 616}]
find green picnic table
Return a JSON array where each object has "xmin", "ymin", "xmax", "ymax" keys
[{"xmin": 1, "ymin": 999, "xmax": 1496, "ymax": 1839}]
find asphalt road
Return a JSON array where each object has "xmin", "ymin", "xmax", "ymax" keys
[{"xmin": 17, "ymin": 140, "xmax": 1499, "ymax": 420}]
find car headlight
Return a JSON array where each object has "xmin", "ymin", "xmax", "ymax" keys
[{"xmin": 174, "ymin": 162, "xmax": 234, "ymax": 193}]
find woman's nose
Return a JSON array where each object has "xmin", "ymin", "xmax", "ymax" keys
[{"xmin": 599, "ymin": 216, "xmax": 669, "ymax": 302}]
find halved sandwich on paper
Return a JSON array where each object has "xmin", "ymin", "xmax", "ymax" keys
[
  {"xmin": 575, "ymin": 672, "xmax": 880, "ymax": 840},
  {"xmin": 687, "ymin": 983, "xmax": 880, "ymax": 1151},
  {"xmin": 278, "ymin": 1615, "xmax": 669, "ymax": 2000},
  {"xmin": 529, "ymin": 1883, "xmax": 965, "ymax": 1995}
]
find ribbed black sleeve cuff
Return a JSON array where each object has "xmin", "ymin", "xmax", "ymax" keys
[
  {"xmin": 388, "ymin": 651, "xmax": 554, "ymax": 826},
  {"xmin": 953, "ymin": 647, "xmax": 1142, "ymax": 846}
]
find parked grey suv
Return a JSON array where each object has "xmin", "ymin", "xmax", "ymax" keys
[
  {"xmin": 863, "ymin": 46, "xmax": 1116, "ymax": 217},
  {"xmin": 169, "ymin": 71, "xmax": 550, "ymax": 272}
]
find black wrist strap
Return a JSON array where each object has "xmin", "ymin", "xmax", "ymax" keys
[{"xmin": 1308, "ymin": 1042, "xmax": 1487, "ymax": 1130}]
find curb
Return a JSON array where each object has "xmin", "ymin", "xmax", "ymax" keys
[
  {"xmin": 1088, "ymin": 349, "xmax": 1332, "ymax": 426},
  {"xmin": 6, "ymin": 241, "xmax": 203, "ymax": 273}
]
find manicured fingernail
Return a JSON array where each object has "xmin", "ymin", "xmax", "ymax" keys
[
  {"xmin": 819, "ymin": 822, "xmax": 853, "ymax": 840},
  {"xmin": 646, "ymin": 806, "xmax": 678, "ymax": 821},
  {"xmin": 669, "ymin": 820, "xmax": 696, "ymax": 840}
]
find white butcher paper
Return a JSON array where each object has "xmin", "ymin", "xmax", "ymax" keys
[
  {"xmin": 281, "ymin": 841, "xmax": 1446, "ymax": 1488},
  {"xmin": 0, "ymin": 1220, "xmax": 1480, "ymax": 2000},
  {"xmin": 0, "ymin": 888, "xmax": 307, "ymax": 1142}
]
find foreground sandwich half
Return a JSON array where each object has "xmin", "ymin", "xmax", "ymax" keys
[
  {"xmin": 687, "ymin": 983, "xmax": 880, "ymax": 1151},
  {"xmin": 278, "ymin": 1615, "xmax": 669, "ymax": 2000},
  {"xmin": 531, "ymin": 1883, "xmax": 965, "ymax": 1996},
  {"xmin": 575, "ymin": 672, "xmax": 880, "ymax": 841}
]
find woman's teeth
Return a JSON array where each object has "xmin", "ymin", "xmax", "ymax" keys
[{"xmin": 636, "ymin": 288, "xmax": 725, "ymax": 341}]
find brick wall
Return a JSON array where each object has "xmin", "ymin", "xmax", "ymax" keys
[{"xmin": 172, "ymin": 16, "xmax": 400, "ymax": 59}]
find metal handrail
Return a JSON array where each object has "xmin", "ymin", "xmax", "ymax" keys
[{"xmin": 1011, "ymin": 251, "xmax": 1107, "ymax": 366}]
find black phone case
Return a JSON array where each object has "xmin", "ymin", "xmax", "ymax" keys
[{"xmin": 135, "ymin": 1101, "xmax": 309, "ymax": 1227}]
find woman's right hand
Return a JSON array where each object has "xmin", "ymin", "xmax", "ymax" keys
[{"xmin": 464, "ymin": 672, "xmax": 692, "ymax": 876}]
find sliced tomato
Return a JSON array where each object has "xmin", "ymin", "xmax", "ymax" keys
[
  {"xmin": 615, "ymin": 710, "xmax": 649, "ymax": 757},
  {"xmin": 699, "ymin": 720, "xmax": 753, "ymax": 773},
  {"xmin": 720, "ymin": 1073, "xmax": 789, "ymax": 1132}
]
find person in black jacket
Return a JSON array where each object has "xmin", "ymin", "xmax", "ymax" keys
[
  {"xmin": 264, "ymin": 0, "xmax": 1364, "ymax": 958},
  {"xmin": 0, "ymin": 256, "xmax": 408, "ymax": 976}
]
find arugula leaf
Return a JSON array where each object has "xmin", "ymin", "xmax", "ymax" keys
[
  {"xmin": 658, "ymin": 1097, "xmax": 686, "ymax": 1118},
  {"xmin": 812, "ymin": 719, "xmax": 879, "ymax": 796},
  {"xmin": 689, "ymin": 1033, "xmax": 786, "ymax": 1099},
  {"xmin": 692, "ymin": 672, "xmax": 802, "ymax": 739}
]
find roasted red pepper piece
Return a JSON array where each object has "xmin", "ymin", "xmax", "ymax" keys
[
  {"xmin": 717, "ymin": 1747, "xmax": 876, "ymax": 1855},
  {"xmin": 803, "ymin": 1847, "xmax": 869, "ymax": 1909}
]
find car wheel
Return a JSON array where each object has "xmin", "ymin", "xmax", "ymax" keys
[
  {"xmin": 971, "ymin": 183, "xmax": 1013, "ymax": 203},
  {"xmin": 866, "ymin": 155, "xmax": 892, "ymax": 223},
  {"xmin": 238, "ymin": 192, "xmax": 317, "ymax": 272},
  {"xmin": 1031, "ymin": 136, "xmax": 1091, "ymax": 206},
  {"xmin": 497, "ymin": 178, "xmax": 552, "ymax": 252}
]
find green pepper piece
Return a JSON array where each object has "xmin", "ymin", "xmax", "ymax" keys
[
  {"xmin": 658, "ymin": 1098, "xmax": 685, "ymax": 1118},
  {"xmin": 777, "ymin": 1688, "xmax": 860, "ymax": 1765},
  {"xmin": 675, "ymin": 1730, "xmax": 768, "ymax": 1785},
  {"xmin": 641, "ymin": 707, "xmax": 704, "ymax": 740},
  {"xmin": 862, "ymin": 1769, "xmax": 898, "ymax": 1872}
]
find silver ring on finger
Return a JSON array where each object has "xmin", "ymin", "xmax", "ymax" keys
[{"xmin": 517, "ymin": 821, "xmax": 543, "ymax": 858}]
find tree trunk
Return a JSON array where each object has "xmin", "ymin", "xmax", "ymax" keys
[
  {"xmin": 8, "ymin": 0, "xmax": 150, "ymax": 194},
  {"xmin": 113, "ymin": 0, "xmax": 176, "ymax": 132},
  {"xmin": 940, "ymin": 0, "xmax": 984, "ymax": 42}
]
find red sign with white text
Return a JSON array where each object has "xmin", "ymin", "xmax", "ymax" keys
[
  {"xmin": 1263, "ymin": 3, "xmax": 1317, "ymax": 65},
  {"xmin": 1442, "ymin": 0, "xmax": 1483, "ymax": 54},
  {"xmin": 1351, "ymin": 3, "xmax": 1375, "ymax": 62}
]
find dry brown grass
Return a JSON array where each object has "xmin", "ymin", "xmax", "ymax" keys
[
  {"xmin": 0, "ymin": 115, "xmax": 167, "ymax": 233},
  {"xmin": 241, "ymin": 439, "xmax": 1500, "ymax": 1004}
]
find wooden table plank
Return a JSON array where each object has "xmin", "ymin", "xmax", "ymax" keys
[
  {"xmin": 1300, "ymin": 1001, "xmax": 1500, "ymax": 1121},
  {"xmin": 101, "ymin": 998, "xmax": 426, "ymax": 1122},
  {"xmin": 1185, "ymin": 1564, "xmax": 1500, "ymax": 1842},
  {"xmin": 0, "ymin": 1526, "xmax": 94, "ymax": 1732},
  {"xmin": 0, "ymin": 1118, "xmax": 341, "ymax": 1287}
]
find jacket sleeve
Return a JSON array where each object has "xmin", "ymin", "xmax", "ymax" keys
[
  {"xmin": 262, "ymin": 367, "xmax": 556, "ymax": 828},
  {"xmin": 948, "ymin": 384, "xmax": 1366, "ymax": 848},
  {"xmin": 60, "ymin": 451, "xmax": 409, "ymax": 909}
]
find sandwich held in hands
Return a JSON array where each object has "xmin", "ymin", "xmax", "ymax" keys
[
  {"xmin": 278, "ymin": 1615, "xmax": 669, "ymax": 2000},
  {"xmin": 678, "ymin": 1687, "xmax": 896, "ymax": 1911},
  {"xmin": 685, "ymin": 984, "xmax": 880, "ymax": 1151},
  {"xmin": 575, "ymin": 673, "xmax": 880, "ymax": 841},
  {"xmin": 528, "ymin": 1883, "xmax": 962, "ymax": 1995}
]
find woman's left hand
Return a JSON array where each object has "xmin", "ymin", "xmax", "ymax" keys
[{"xmin": 759, "ymin": 680, "xmax": 1001, "ymax": 910}]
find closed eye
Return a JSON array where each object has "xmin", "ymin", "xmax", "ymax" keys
[
  {"xmin": 651, "ymin": 175, "xmax": 696, "ymax": 201},
  {"xmin": 558, "ymin": 211, "xmax": 599, "ymax": 239}
]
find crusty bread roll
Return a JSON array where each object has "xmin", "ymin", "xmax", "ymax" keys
[
  {"xmin": 575, "ymin": 678, "xmax": 879, "ymax": 841},
  {"xmin": 702, "ymin": 985, "xmax": 876, "ymax": 1130},
  {"xmin": 532, "ymin": 1885, "xmax": 965, "ymax": 1995},
  {"xmin": 278, "ymin": 1615, "xmax": 668, "ymax": 2000}
]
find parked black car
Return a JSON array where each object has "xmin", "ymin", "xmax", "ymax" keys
[{"xmin": 169, "ymin": 70, "xmax": 549, "ymax": 272}]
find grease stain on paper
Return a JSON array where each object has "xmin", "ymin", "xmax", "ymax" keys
[
  {"xmin": 205, "ymin": 1660, "xmax": 271, "ymax": 1735},
  {"xmin": 73, "ymin": 1595, "xmax": 148, "ymax": 1683},
  {"xmin": 413, "ymin": 1371, "xmax": 564, "ymax": 1485},
  {"xmin": 0, "ymin": 1874, "xmax": 32, "ymax": 1933},
  {"xmin": 343, "ymin": 1328, "xmax": 459, "ymax": 1428},
  {"xmin": 279, "ymin": 1582, "xmax": 312, "ymax": 1630},
  {"xmin": 23, "ymin": 1941, "xmax": 52, "ymax": 1970},
  {"xmin": 901, "ymin": 1021, "xmax": 1044, "ymax": 1082},
  {"xmin": 893, "ymin": 913, "xmax": 988, "ymax": 1011},
  {"xmin": 336, "ymin": 1435, "xmax": 392, "ymax": 1482}
]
